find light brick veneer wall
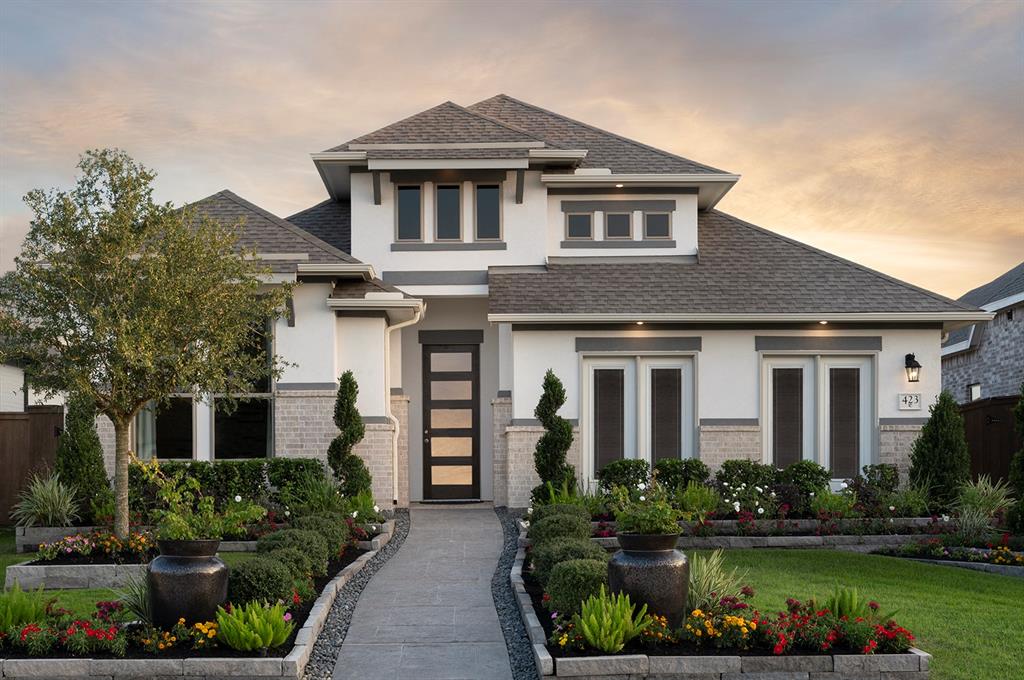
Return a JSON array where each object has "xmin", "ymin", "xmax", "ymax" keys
[
  {"xmin": 390, "ymin": 393, "xmax": 410, "ymax": 507},
  {"xmin": 880, "ymin": 423, "xmax": 923, "ymax": 482},
  {"xmin": 96, "ymin": 414, "xmax": 116, "ymax": 478},
  {"xmin": 502, "ymin": 423, "xmax": 581, "ymax": 508},
  {"xmin": 492, "ymin": 396, "xmax": 512, "ymax": 507},
  {"xmin": 698, "ymin": 424, "xmax": 762, "ymax": 471}
]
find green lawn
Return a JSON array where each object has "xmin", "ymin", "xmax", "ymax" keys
[
  {"xmin": 0, "ymin": 528, "xmax": 255, "ymax": 619},
  {"xmin": 707, "ymin": 549, "xmax": 1023, "ymax": 680}
]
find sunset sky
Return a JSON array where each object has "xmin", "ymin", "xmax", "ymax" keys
[{"xmin": 1, "ymin": 0, "xmax": 1021, "ymax": 299}]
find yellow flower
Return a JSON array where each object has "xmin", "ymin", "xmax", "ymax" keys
[
  {"xmin": 178, "ymin": 617, "xmax": 185, "ymax": 625},
  {"xmin": 158, "ymin": 643, "xmax": 165, "ymax": 650},
  {"xmin": 691, "ymin": 609, "xmax": 703, "ymax": 617}
]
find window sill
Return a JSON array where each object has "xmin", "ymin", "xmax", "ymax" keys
[
  {"xmin": 560, "ymin": 239, "xmax": 676, "ymax": 249},
  {"xmin": 391, "ymin": 242, "xmax": 508, "ymax": 251}
]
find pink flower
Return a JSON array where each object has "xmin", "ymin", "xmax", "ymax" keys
[{"xmin": 283, "ymin": 613, "xmax": 292, "ymax": 622}]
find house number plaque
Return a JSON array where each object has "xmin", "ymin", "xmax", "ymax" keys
[{"xmin": 898, "ymin": 393, "xmax": 922, "ymax": 410}]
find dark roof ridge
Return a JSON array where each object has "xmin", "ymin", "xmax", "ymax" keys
[
  {"xmin": 471, "ymin": 94, "xmax": 729, "ymax": 174},
  {"xmin": 707, "ymin": 209, "xmax": 979, "ymax": 313},
  {"xmin": 957, "ymin": 261, "xmax": 1024, "ymax": 307},
  {"xmin": 212, "ymin": 190, "xmax": 359, "ymax": 264}
]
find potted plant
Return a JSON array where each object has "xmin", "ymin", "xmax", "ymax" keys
[
  {"xmin": 137, "ymin": 459, "xmax": 265, "ymax": 628},
  {"xmin": 608, "ymin": 479, "xmax": 688, "ymax": 627}
]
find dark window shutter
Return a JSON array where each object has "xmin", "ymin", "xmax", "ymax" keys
[
  {"xmin": 772, "ymin": 368, "xmax": 803, "ymax": 467},
  {"xmin": 829, "ymin": 368, "xmax": 860, "ymax": 478},
  {"xmin": 651, "ymin": 368, "xmax": 682, "ymax": 463},
  {"xmin": 594, "ymin": 369, "xmax": 624, "ymax": 472}
]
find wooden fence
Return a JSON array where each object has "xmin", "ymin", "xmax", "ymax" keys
[
  {"xmin": 961, "ymin": 395, "xmax": 1021, "ymax": 482},
  {"xmin": 0, "ymin": 406, "xmax": 64, "ymax": 525}
]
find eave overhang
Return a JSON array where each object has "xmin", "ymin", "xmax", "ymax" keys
[
  {"xmin": 540, "ymin": 172, "xmax": 741, "ymax": 209},
  {"xmin": 327, "ymin": 296, "xmax": 425, "ymax": 324},
  {"xmin": 296, "ymin": 263, "xmax": 376, "ymax": 280}
]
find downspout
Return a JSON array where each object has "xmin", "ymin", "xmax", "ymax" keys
[{"xmin": 384, "ymin": 304, "xmax": 424, "ymax": 505}]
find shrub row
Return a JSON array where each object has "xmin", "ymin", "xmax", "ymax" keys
[{"xmin": 527, "ymin": 504, "xmax": 608, "ymax": 616}]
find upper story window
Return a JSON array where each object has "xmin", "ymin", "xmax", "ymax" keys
[
  {"xmin": 396, "ymin": 185, "xmax": 422, "ymax": 241},
  {"xmin": 475, "ymin": 184, "xmax": 501, "ymax": 240},
  {"xmin": 435, "ymin": 184, "xmax": 462, "ymax": 241},
  {"xmin": 566, "ymin": 213, "xmax": 594, "ymax": 240},
  {"xmin": 605, "ymin": 213, "xmax": 632, "ymax": 240},
  {"xmin": 644, "ymin": 212, "xmax": 671, "ymax": 239}
]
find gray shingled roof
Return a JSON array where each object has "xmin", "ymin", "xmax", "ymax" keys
[
  {"xmin": 468, "ymin": 94, "xmax": 727, "ymax": 175},
  {"xmin": 488, "ymin": 210, "xmax": 977, "ymax": 316},
  {"xmin": 326, "ymin": 101, "xmax": 547, "ymax": 151},
  {"xmin": 330, "ymin": 277, "xmax": 414, "ymax": 300},
  {"xmin": 943, "ymin": 260, "xmax": 1023, "ymax": 349},
  {"xmin": 189, "ymin": 190, "xmax": 358, "ymax": 272},
  {"xmin": 286, "ymin": 199, "xmax": 351, "ymax": 254}
]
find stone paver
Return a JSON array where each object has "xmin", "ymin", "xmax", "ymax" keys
[{"xmin": 332, "ymin": 505, "xmax": 513, "ymax": 680}]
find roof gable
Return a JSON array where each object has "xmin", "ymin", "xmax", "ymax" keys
[
  {"xmin": 327, "ymin": 101, "xmax": 546, "ymax": 151},
  {"xmin": 188, "ymin": 190, "xmax": 359, "ymax": 271},
  {"xmin": 287, "ymin": 199, "xmax": 351, "ymax": 254},
  {"xmin": 958, "ymin": 261, "xmax": 1024, "ymax": 308},
  {"xmin": 468, "ymin": 94, "xmax": 727, "ymax": 175}
]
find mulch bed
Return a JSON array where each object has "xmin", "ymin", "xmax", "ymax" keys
[{"xmin": 1, "ymin": 547, "xmax": 366, "ymax": 660}]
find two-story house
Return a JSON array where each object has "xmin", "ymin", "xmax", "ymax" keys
[{"xmin": 97, "ymin": 95, "xmax": 991, "ymax": 507}]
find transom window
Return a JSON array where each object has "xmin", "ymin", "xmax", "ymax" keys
[
  {"xmin": 644, "ymin": 212, "xmax": 671, "ymax": 239},
  {"xmin": 584, "ymin": 356, "xmax": 695, "ymax": 481},
  {"xmin": 475, "ymin": 184, "xmax": 501, "ymax": 240},
  {"xmin": 566, "ymin": 213, "xmax": 594, "ymax": 240},
  {"xmin": 435, "ymin": 184, "xmax": 461, "ymax": 241},
  {"xmin": 605, "ymin": 213, "xmax": 632, "ymax": 240},
  {"xmin": 396, "ymin": 185, "xmax": 422, "ymax": 241}
]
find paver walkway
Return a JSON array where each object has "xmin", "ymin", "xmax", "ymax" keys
[{"xmin": 332, "ymin": 504, "xmax": 514, "ymax": 680}]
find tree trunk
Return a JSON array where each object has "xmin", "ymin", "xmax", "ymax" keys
[{"xmin": 113, "ymin": 419, "xmax": 131, "ymax": 539}]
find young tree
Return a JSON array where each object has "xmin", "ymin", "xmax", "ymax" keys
[
  {"xmin": 909, "ymin": 390, "xmax": 970, "ymax": 510},
  {"xmin": 55, "ymin": 392, "xmax": 111, "ymax": 524},
  {"xmin": 0, "ymin": 150, "xmax": 289, "ymax": 538},
  {"xmin": 531, "ymin": 369, "xmax": 576, "ymax": 505},
  {"xmin": 327, "ymin": 370, "xmax": 372, "ymax": 497}
]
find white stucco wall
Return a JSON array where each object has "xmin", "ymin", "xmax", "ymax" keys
[
  {"xmin": 275, "ymin": 282, "xmax": 337, "ymax": 385},
  {"xmin": 400, "ymin": 297, "xmax": 497, "ymax": 501},
  {"xmin": 0, "ymin": 364, "xmax": 25, "ymax": 412},
  {"xmin": 511, "ymin": 326, "xmax": 942, "ymax": 424},
  {"xmin": 337, "ymin": 315, "xmax": 389, "ymax": 417}
]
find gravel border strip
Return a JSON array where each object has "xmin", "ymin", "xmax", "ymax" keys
[
  {"xmin": 302, "ymin": 509, "xmax": 410, "ymax": 680},
  {"xmin": 493, "ymin": 507, "xmax": 539, "ymax": 680}
]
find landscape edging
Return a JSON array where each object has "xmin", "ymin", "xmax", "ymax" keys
[
  {"xmin": 510, "ymin": 524, "xmax": 933, "ymax": 678},
  {"xmin": 0, "ymin": 545, "xmax": 379, "ymax": 679},
  {"xmin": 906, "ymin": 558, "xmax": 1024, "ymax": 577}
]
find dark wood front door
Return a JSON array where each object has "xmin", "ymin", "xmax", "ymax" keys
[{"xmin": 422, "ymin": 344, "xmax": 480, "ymax": 500}]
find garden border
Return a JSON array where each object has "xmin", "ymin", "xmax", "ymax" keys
[
  {"xmin": 0, "ymin": 523, "xmax": 397, "ymax": 679},
  {"xmin": 510, "ymin": 524, "xmax": 933, "ymax": 679},
  {"xmin": 905, "ymin": 558, "xmax": 1024, "ymax": 578}
]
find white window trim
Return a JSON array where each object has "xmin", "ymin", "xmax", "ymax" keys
[{"xmin": 761, "ymin": 356, "xmax": 816, "ymax": 468}]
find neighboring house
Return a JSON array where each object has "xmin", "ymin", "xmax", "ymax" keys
[
  {"xmin": 0, "ymin": 363, "xmax": 25, "ymax": 412},
  {"xmin": 942, "ymin": 261, "xmax": 1024, "ymax": 403},
  {"xmin": 96, "ymin": 95, "xmax": 991, "ymax": 507}
]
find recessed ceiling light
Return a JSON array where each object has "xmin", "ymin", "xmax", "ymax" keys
[
  {"xmin": 615, "ymin": 183, "xmax": 624, "ymax": 188},
  {"xmin": 636, "ymin": 321, "xmax": 645, "ymax": 325},
  {"xmin": 819, "ymin": 320, "xmax": 829, "ymax": 325}
]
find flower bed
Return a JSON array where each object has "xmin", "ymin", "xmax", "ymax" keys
[{"xmin": 874, "ymin": 537, "xmax": 1024, "ymax": 577}]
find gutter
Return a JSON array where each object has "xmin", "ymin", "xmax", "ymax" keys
[
  {"xmin": 383, "ymin": 305, "xmax": 424, "ymax": 505},
  {"xmin": 487, "ymin": 311, "xmax": 994, "ymax": 324}
]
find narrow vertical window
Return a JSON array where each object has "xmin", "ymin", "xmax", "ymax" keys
[
  {"xmin": 475, "ymin": 184, "xmax": 501, "ymax": 240},
  {"xmin": 650, "ymin": 368, "xmax": 682, "ymax": 463},
  {"xmin": 435, "ymin": 184, "xmax": 461, "ymax": 241},
  {"xmin": 605, "ymin": 213, "xmax": 631, "ymax": 239},
  {"xmin": 772, "ymin": 368, "xmax": 803, "ymax": 468},
  {"xmin": 566, "ymin": 213, "xmax": 593, "ymax": 239},
  {"xmin": 644, "ymin": 212, "xmax": 671, "ymax": 239},
  {"xmin": 829, "ymin": 368, "xmax": 860, "ymax": 478},
  {"xmin": 594, "ymin": 368, "xmax": 624, "ymax": 472},
  {"xmin": 396, "ymin": 185, "xmax": 422, "ymax": 241}
]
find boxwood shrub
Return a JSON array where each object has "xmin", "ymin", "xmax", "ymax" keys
[
  {"xmin": 527, "ymin": 514, "xmax": 591, "ymax": 546},
  {"xmin": 596, "ymin": 459, "xmax": 650, "ymax": 493},
  {"xmin": 227, "ymin": 556, "xmax": 293, "ymax": 605},
  {"xmin": 257, "ymin": 529, "xmax": 330, "ymax": 576},
  {"xmin": 531, "ymin": 503, "xmax": 590, "ymax": 524},
  {"xmin": 266, "ymin": 547, "xmax": 314, "ymax": 580},
  {"xmin": 545, "ymin": 559, "xmax": 608, "ymax": 615},
  {"xmin": 291, "ymin": 515, "xmax": 352, "ymax": 555},
  {"xmin": 653, "ymin": 459, "xmax": 710, "ymax": 491},
  {"xmin": 715, "ymin": 459, "xmax": 778, "ymax": 491},
  {"xmin": 532, "ymin": 537, "xmax": 609, "ymax": 585}
]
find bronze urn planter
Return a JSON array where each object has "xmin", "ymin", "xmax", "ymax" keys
[
  {"xmin": 148, "ymin": 539, "xmax": 228, "ymax": 629},
  {"xmin": 608, "ymin": 532, "xmax": 688, "ymax": 627}
]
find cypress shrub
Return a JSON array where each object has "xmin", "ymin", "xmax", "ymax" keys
[
  {"xmin": 909, "ymin": 391, "xmax": 970, "ymax": 510},
  {"xmin": 1009, "ymin": 383, "xmax": 1024, "ymax": 532},
  {"xmin": 327, "ymin": 371, "xmax": 373, "ymax": 497},
  {"xmin": 55, "ymin": 392, "xmax": 110, "ymax": 524},
  {"xmin": 530, "ymin": 370, "xmax": 576, "ymax": 506}
]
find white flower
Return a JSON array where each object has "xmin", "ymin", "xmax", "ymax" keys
[
  {"xmin": 284, "ymin": 510, "xmax": 290, "ymax": 517},
  {"xmin": 770, "ymin": 492, "xmax": 777, "ymax": 498},
  {"xmin": 351, "ymin": 511, "xmax": 358, "ymax": 518},
  {"xmin": 527, "ymin": 507, "xmax": 534, "ymax": 515},
  {"xmin": 755, "ymin": 500, "xmax": 760, "ymax": 506},
  {"xmin": 234, "ymin": 495, "xmax": 242, "ymax": 503},
  {"xmin": 639, "ymin": 495, "xmax": 646, "ymax": 501},
  {"xmin": 373, "ymin": 505, "xmax": 380, "ymax": 513},
  {"xmin": 522, "ymin": 520, "xmax": 530, "ymax": 528},
  {"xmin": 755, "ymin": 486, "xmax": 762, "ymax": 493},
  {"xmin": 809, "ymin": 492, "xmax": 815, "ymax": 497},
  {"xmin": 732, "ymin": 501, "xmax": 741, "ymax": 512},
  {"xmin": 740, "ymin": 483, "xmax": 747, "ymax": 489},
  {"xmin": 941, "ymin": 514, "xmax": 950, "ymax": 522},
  {"xmin": 889, "ymin": 506, "xmax": 896, "ymax": 512},
  {"xmin": 841, "ymin": 482, "xmax": 848, "ymax": 489},
  {"xmin": 724, "ymin": 482, "xmax": 731, "ymax": 488},
  {"xmin": 637, "ymin": 482, "xmax": 647, "ymax": 491},
  {"xmin": 757, "ymin": 507, "xmax": 765, "ymax": 515}
]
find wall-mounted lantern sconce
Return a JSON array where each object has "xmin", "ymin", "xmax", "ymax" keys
[{"xmin": 905, "ymin": 353, "xmax": 922, "ymax": 383}]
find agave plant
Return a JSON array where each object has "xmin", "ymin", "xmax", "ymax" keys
[
  {"xmin": 0, "ymin": 582, "xmax": 49, "ymax": 629},
  {"xmin": 956, "ymin": 475, "xmax": 1015, "ymax": 518},
  {"xmin": 813, "ymin": 585, "xmax": 896, "ymax": 623},
  {"xmin": 216, "ymin": 601, "xmax": 293, "ymax": 651},
  {"xmin": 571, "ymin": 585, "xmax": 651, "ymax": 654},
  {"xmin": 10, "ymin": 471, "xmax": 80, "ymax": 527}
]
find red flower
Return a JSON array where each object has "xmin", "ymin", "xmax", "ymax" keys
[{"xmin": 868, "ymin": 601, "xmax": 880, "ymax": 611}]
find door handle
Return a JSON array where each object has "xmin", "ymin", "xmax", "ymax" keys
[{"xmin": 424, "ymin": 437, "xmax": 430, "ymax": 443}]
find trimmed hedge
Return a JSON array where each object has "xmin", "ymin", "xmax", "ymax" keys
[
  {"xmin": 531, "ymin": 503, "xmax": 590, "ymax": 524},
  {"xmin": 291, "ymin": 515, "xmax": 352, "ymax": 555},
  {"xmin": 227, "ymin": 556, "xmax": 293, "ymax": 605},
  {"xmin": 545, "ymin": 559, "xmax": 608, "ymax": 615},
  {"xmin": 527, "ymin": 514, "xmax": 592, "ymax": 546},
  {"xmin": 597, "ymin": 459, "xmax": 650, "ymax": 493},
  {"xmin": 257, "ymin": 529, "xmax": 330, "ymax": 576},
  {"xmin": 532, "ymin": 537, "xmax": 609, "ymax": 585},
  {"xmin": 653, "ymin": 459, "xmax": 709, "ymax": 491},
  {"xmin": 266, "ymin": 547, "xmax": 314, "ymax": 580}
]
